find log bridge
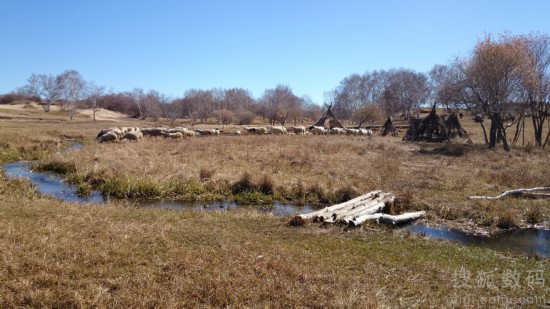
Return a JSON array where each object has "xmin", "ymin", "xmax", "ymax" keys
[{"xmin": 297, "ymin": 190, "xmax": 425, "ymax": 227}]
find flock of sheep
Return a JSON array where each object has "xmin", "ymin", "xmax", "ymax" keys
[
  {"xmin": 96, "ymin": 125, "xmax": 373, "ymax": 143},
  {"xmin": 243, "ymin": 125, "xmax": 373, "ymax": 136}
]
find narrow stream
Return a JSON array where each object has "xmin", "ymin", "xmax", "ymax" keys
[
  {"xmin": 403, "ymin": 224, "xmax": 549, "ymax": 258},
  {"xmin": 4, "ymin": 162, "xmax": 105, "ymax": 203},
  {"xmin": 3, "ymin": 159, "xmax": 549, "ymax": 258}
]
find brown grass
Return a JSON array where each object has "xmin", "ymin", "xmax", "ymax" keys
[
  {"xmin": 0, "ymin": 106, "xmax": 549, "ymax": 307},
  {"xmin": 0, "ymin": 109, "xmax": 549, "ymax": 232},
  {"xmin": 0, "ymin": 174, "xmax": 547, "ymax": 308}
]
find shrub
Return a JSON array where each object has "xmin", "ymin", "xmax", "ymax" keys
[
  {"xmin": 199, "ymin": 168, "xmax": 215, "ymax": 182},
  {"xmin": 496, "ymin": 210, "xmax": 518, "ymax": 229},
  {"xmin": 526, "ymin": 207, "xmax": 543, "ymax": 224},
  {"xmin": 258, "ymin": 175, "xmax": 275, "ymax": 195},
  {"xmin": 231, "ymin": 172, "xmax": 256, "ymax": 194}
]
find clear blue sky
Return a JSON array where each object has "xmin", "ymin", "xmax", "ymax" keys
[{"xmin": 1, "ymin": 0, "xmax": 549, "ymax": 103}]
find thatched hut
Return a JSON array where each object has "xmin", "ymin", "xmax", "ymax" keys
[
  {"xmin": 403, "ymin": 107, "xmax": 450, "ymax": 142},
  {"xmin": 380, "ymin": 117, "xmax": 398, "ymax": 137}
]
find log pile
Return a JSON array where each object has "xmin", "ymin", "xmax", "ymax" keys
[{"xmin": 297, "ymin": 190, "xmax": 425, "ymax": 227}]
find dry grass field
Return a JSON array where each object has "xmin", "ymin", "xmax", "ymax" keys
[{"xmin": 0, "ymin": 102, "xmax": 549, "ymax": 307}]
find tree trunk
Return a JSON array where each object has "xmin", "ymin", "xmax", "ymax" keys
[
  {"xmin": 489, "ymin": 113, "xmax": 509, "ymax": 151},
  {"xmin": 478, "ymin": 122, "xmax": 489, "ymax": 144},
  {"xmin": 349, "ymin": 211, "xmax": 426, "ymax": 227}
]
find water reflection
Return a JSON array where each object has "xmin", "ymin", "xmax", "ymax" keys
[
  {"xmin": 405, "ymin": 224, "xmax": 550, "ymax": 258},
  {"xmin": 3, "ymin": 161, "xmax": 106, "ymax": 204}
]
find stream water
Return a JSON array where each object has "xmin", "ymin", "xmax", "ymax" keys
[
  {"xmin": 403, "ymin": 224, "xmax": 549, "ymax": 258},
  {"xmin": 2, "ymin": 158, "xmax": 549, "ymax": 258}
]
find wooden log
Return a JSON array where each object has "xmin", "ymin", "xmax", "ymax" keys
[
  {"xmin": 299, "ymin": 190, "xmax": 381, "ymax": 220},
  {"xmin": 378, "ymin": 211, "xmax": 426, "ymax": 226},
  {"xmin": 340, "ymin": 195, "xmax": 396, "ymax": 225},
  {"xmin": 469, "ymin": 187, "xmax": 550, "ymax": 200},
  {"xmin": 322, "ymin": 194, "xmax": 389, "ymax": 223},
  {"xmin": 348, "ymin": 214, "xmax": 383, "ymax": 227},
  {"xmin": 340, "ymin": 203, "xmax": 385, "ymax": 224},
  {"xmin": 349, "ymin": 211, "xmax": 425, "ymax": 227},
  {"xmin": 320, "ymin": 193, "xmax": 394, "ymax": 223}
]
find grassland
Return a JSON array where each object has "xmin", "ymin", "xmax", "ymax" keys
[{"xmin": 0, "ymin": 102, "xmax": 549, "ymax": 307}]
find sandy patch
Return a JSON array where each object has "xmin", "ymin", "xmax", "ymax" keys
[
  {"xmin": 0, "ymin": 102, "xmax": 62, "ymax": 111},
  {"xmin": 78, "ymin": 108, "xmax": 128, "ymax": 121},
  {"xmin": 0, "ymin": 102, "xmax": 128, "ymax": 122}
]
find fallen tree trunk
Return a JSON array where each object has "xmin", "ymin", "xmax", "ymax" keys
[
  {"xmin": 349, "ymin": 211, "xmax": 426, "ymax": 227},
  {"xmin": 469, "ymin": 187, "xmax": 550, "ymax": 200},
  {"xmin": 340, "ymin": 195, "xmax": 396, "ymax": 225},
  {"xmin": 299, "ymin": 190, "xmax": 381, "ymax": 220},
  {"xmin": 323, "ymin": 193, "xmax": 393, "ymax": 223},
  {"xmin": 296, "ymin": 191, "xmax": 425, "ymax": 228}
]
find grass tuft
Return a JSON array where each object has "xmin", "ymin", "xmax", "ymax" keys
[
  {"xmin": 258, "ymin": 174, "xmax": 275, "ymax": 195},
  {"xmin": 199, "ymin": 168, "xmax": 215, "ymax": 182},
  {"xmin": 526, "ymin": 206, "xmax": 543, "ymax": 224},
  {"xmin": 231, "ymin": 172, "xmax": 256, "ymax": 194},
  {"xmin": 496, "ymin": 210, "xmax": 519, "ymax": 229}
]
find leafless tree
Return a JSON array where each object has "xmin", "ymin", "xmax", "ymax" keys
[
  {"xmin": 86, "ymin": 83, "xmax": 106, "ymax": 122},
  {"xmin": 455, "ymin": 34, "xmax": 525, "ymax": 151},
  {"xmin": 260, "ymin": 85, "xmax": 300, "ymax": 126},
  {"xmin": 18, "ymin": 73, "xmax": 62, "ymax": 112},
  {"xmin": 214, "ymin": 109, "xmax": 234, "ymax": 127},
  {"xmin": 519, "ymin": 33, "xmax": 550, "ymax": 148},
  {"xmin": 233, "ymin": 109, "xmax": 255, "ymax": 125},
  {"xmin": 352, "ymin": 104, "xmax": 384, "ymax": 127},
  {"xmin": 57, "ymin": 70, "xmax": 87, "ymax": 120},
  {"xmin": 379, "ymin": 69, "xmax": 429, "ymax": 117}
]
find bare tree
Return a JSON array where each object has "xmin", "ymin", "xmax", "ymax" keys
[
  {"xmin": 379, "ymin": 69, "xmax": 430, "ymax": 117},
  {"xmin": 131, "ymin": 88, "xmax": 146, "ymax": 119},
  {"xmin": 519, "ymin": 33, "xmax": 550, "ymax": 148},
  {"xmin": 332, "ymin": 74, "xmax": 367, "ymax": 120},
  {"xmin": 222, "ymin": 88, "xmax": 256, "ymax": 111},
  {"xmin": 57, "ymin": 70, "xmax": 87, "ymax": 120},
  {"xmin": 352, "ymin": 104, "xmax": 384, "ymax": 127},
  {"xmin": 456, "ymin": 34, "xmax": 525, "ymax": 151},
  {"xmin": 86, "ymin": 83, "xmax": 106, "ymax": 122},
  {"xmin": 18, "ymin": 73, "xmax": 62, "ymax": 112},
  {"xmin": 182, "ymin": 89, "xmax": 216, "ymax": 123},
  {"xmin": 260, "ymin": 85, "xmax": 300, "ymax": 126},
  {"xmin": 214, "ymin": 109, "xmax": 234, "ymax": 127}
]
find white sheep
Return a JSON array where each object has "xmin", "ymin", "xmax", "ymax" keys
[
  {"xmin": 328, "ymin": 128, "xmax": 345, "ymax": 135},
  {"xmin": 345, "ymin": 128, "xmax": 360, "ymax": 136},
  {"xmin": 308, "ymin": 126, "xmax": 326, "ymax": 135},
  {"xmin": 97, "ymin": 127, "xmax": 123, "ymax": 139},
  {"xmin": 142, "ymin": 127, "xmax": 167, "ymax": 139},
  {"xmin": 289, "ymin": 126, "xmax": 306, "ymax": 135},
  {"xmin": 97, "ymin": 132, "xmax": 118, "ymax": 143},
  {"xmin": 121, "ymin": 131, "xmax": 143, "ymax": 142},
  {"xmin": 195, "ymin": 129, "xmax": 214, "ymax": 136},
  {"xmin": 162, "ymin": 131, "xmax": 184, "ymax": 140},
  {"xmin": 270, "ymin": 126, "xmax": 287, "ymax": 135},
  {"xmin": 359, "ymin": 129, "xmax": 373, "ymax": 137},
  {"xmin": 244, "ymin": 127, "xmax": 268, "ymax": 134}
]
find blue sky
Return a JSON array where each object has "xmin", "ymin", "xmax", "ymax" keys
[{"xmin": 1, "ymin": 0, "xmax": 549, "ymax": 103}]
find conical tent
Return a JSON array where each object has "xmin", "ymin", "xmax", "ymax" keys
[
  {"xmin": 403, "ymin": 107, "xmax": 450, "ymax": 142},
  {"xmin": 445, "ymin": 113, "xmax": 470, "ymax": 141},
  {"xmin": 380, "ymin": 117, "xmax": 398, "ymax": 137},
  {"xmin": 313, "ymin": 104, "xmax": 345, "ymax": 129}
]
